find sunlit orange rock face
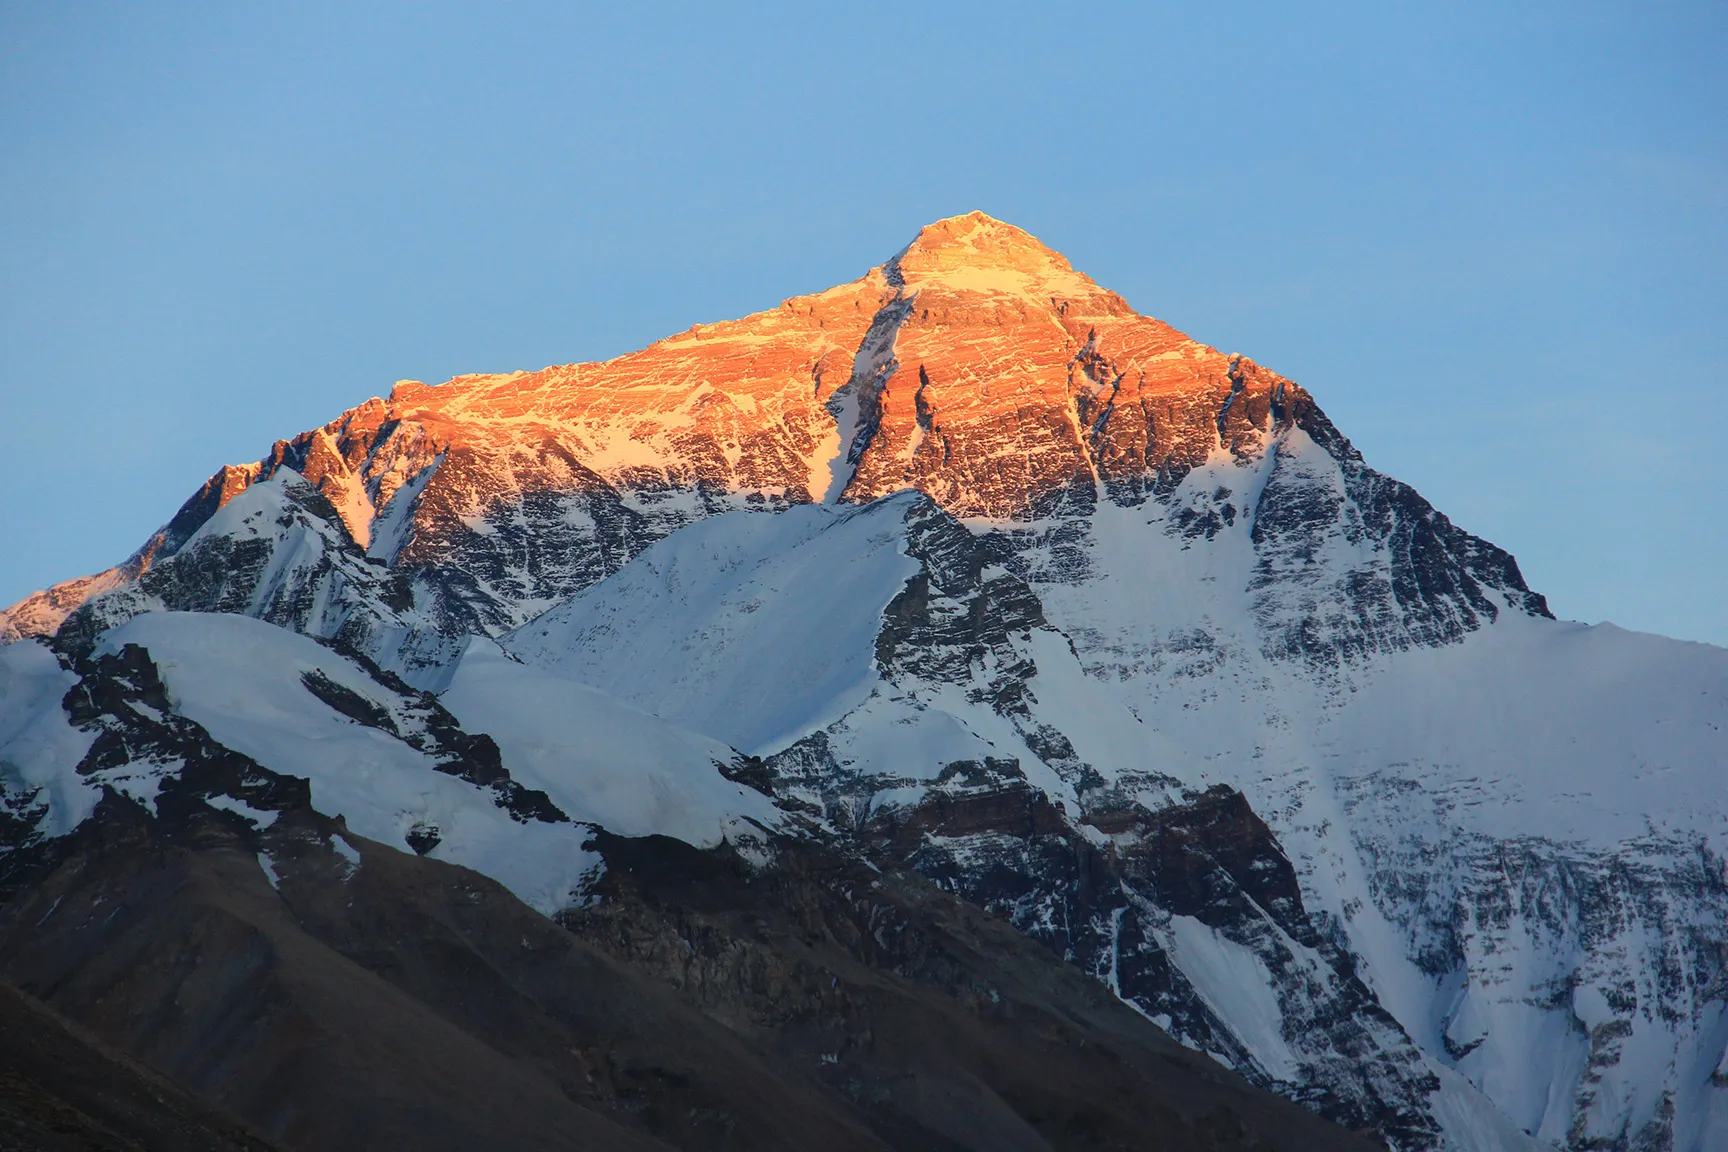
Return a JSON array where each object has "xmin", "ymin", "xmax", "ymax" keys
[
  {"xmin": 840, "ymin": 213, "xmax": 1293, "ymax": 517},
  {"xmin": 267, "ymin": 212, "xmax": 1299, "ymax": 548},
  {"xmin": 5, "ymin": 212, "xmax": 1306, "ymax": 638}
]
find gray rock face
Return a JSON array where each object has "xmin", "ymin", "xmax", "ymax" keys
[
  {"xmin": 861, "ymin": 784, "xmax": 1447, "ymax": 1148},
  {"xmin": 54, "ymin": 472, "xmax": 473, "ymax": 683},
  {"xmin": 1334, "ymin": 769, "xmax": 1728, "ymax": 1149}
]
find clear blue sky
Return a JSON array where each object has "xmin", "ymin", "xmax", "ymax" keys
[{"xmin": 3, "ymin": 1, "xmax": 1723, "ymax": 645}]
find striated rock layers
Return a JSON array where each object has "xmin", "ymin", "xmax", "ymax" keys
[{"xmin": 3, "ymin": 211, "xmax": 1544, "ymax": 674}]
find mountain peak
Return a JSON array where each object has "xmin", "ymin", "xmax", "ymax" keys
[
  {"xmin": 886, "ymin": 212, "xmax": 1106, "ymax": 304},
  {"xmin": 899, "ymin": 211, "xmax": 1054, "ymax": 259}
]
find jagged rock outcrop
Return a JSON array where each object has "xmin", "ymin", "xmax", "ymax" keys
[{"xmin": 862, "ymin": 782, "xmax": 1445, "ymax": 1147}]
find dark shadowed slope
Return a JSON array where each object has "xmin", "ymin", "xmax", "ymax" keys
[
  {"xmin": 0, "ymin": 788, "xmax": 1377, "ymax": 1152},
  {"xmin": 0, "ymin": 977, "xmax": 279, "ymax": 1152}
]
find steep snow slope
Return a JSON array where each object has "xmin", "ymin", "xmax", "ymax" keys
[
  {"xmin": 0, "ymin": 640, "xmax": 99, "ymax": 838},
  {"xmin": 1296, "ymin": 619, "xmax": 1728, "ymax": 1148},
  {"xmin": 1323, "ymin": 616, "xmax": 1728, "ymax": 847},
  {"xmin": 35, "ymin": 469, "xmax": 464, "ymax": 683},
  {"xmin": 505, "ymin": 493, "xmax": 1170, "ymax": 815},
  {"xmin": 0, "ymin": 613, "xmax": 783, "ymax": 913},
  {"xmin": 502, "ymin": 484, "xmax": 1556, "ymax": 1149},
  {"xmin": 505, "ymin": 496, "xmax": 923, "ymax": 754},
  {"xmin": 986, "ymin": 476, "xmax": 1728, "ymax": 1151},
  {"xmin": 440, "ymin": 639, "xmax": 784, "ymax": 845}
]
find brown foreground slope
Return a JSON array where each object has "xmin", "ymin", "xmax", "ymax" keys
[
  {"xmin": 0, "ymin": 977, "xmax": 277, "ymax": 1152},
  {"xmin": 0, "ymin": 796, "xmax": 1379, "ymax": 1152}
]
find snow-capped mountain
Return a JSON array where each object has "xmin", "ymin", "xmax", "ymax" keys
[{"xmin": 3, "ymin": 212, "xmax": 1723, "ymax": 1152}]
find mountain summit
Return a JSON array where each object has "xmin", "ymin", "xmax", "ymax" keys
[
  {"xmin": 2, "ymin": 217, "xmax": 1723, "ymax": 1152},
  {"xmin": 4, "ymin": 212, "xmax": 1543, "ymax": 654},
  {"xmin": 886, "ymin": 211, "xmax": 1115, "ymax": 300}
]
